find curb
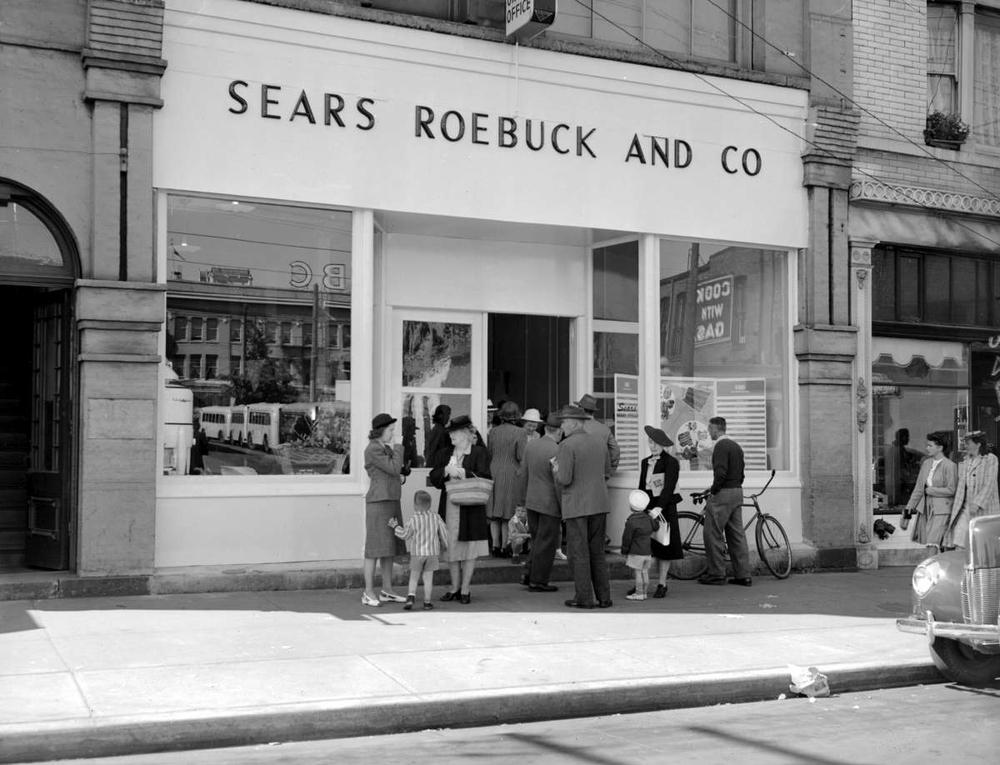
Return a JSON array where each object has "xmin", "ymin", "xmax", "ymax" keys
[{"xmin": 0, "ymin": 661, "xmax": 943, "ymax": 763}]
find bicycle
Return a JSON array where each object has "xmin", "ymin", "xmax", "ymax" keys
[{"xmin": 669, "ymin": 470, "xmax": 792, "ymax": 580}]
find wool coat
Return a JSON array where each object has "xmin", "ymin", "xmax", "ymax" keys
[
  {"xmin": 904, "ymin": 456, "xmax": 956, "ymax": 546},
  {"xmin": 364, "ymin": 440, "xmax": 404, "ymax": 502},
  {"xmin": 553, "ymin": 429, "xmax": 611, "ymax": 519},
  {"xmin": 520, "ymin": 434, "xmax": 562, "ymax": 517}
]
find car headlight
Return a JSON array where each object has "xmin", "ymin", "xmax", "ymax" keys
[{"xmin": 912, "ymin": 560, "xmax": 942, "ymax": 597}]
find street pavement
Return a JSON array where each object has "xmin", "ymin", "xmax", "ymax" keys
[{"xmin": 0, "ymin": 565, "xmax": 939, "ymax": 763}]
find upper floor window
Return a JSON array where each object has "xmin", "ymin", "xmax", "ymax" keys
[
  {"xmin": 927, "ymin": 1, "xmax": 958, "ymax": 114},
  {"xmin": 975, "ymin": 9, "xmax": 1000, "ymax": 147}
]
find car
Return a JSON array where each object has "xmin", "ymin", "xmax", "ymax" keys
[{"xmin": 896, "ymin": 513, "xmax": 1000, "ymax": 685}]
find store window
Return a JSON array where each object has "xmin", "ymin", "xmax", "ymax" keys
[
  {"xmin": 165, "ymin": 195, "xmax": 353, "ymax": 476},
  {"xmin": 658, "ymin": 241, "xmax": 789, "ymax": 472},
  {"xmin": 592, "ymin": 241, "xmax": 639, "ymax": 470},
  {"xmin": 871, "ymin": 338, "xmax": 968, "ymax": 515}
]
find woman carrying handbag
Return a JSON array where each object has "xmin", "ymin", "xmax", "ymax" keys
[
  {"xmin": 903, "ymin": 431, "xmax": 956, "ymax": 552},
  {"xmin": 428, "ymin": 415, "xmax": 492, "ymax": 603}
]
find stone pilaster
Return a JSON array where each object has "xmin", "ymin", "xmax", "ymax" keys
[
  {"xmin": 75, "ymin": 280, "xmax": 165, "ymax": 576},
  {"xmin": 850, "ymin": 240, "xmax": 878, "ymax": 568}
]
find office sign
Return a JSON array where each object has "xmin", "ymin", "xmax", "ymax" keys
[{"xmin": 506, "ymin": 0, "xmax": 556, "ymax": 41}]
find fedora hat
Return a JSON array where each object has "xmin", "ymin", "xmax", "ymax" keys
[
  {"xmin": 560, "ymin": 404, "xmax": 590, "ymax": 420},
  {"xmin": 522, "ymin": 408, "xmax": 543, "ymax": 424},
  {"xmin": 575, "ymin": 393, "xmax": 599, "ymax": 412},
  {"xmin": 446, "ymin": 414, "xmax": 474, "ymax": 432},
  {"xmin": 643, "ymin": 425, "xmax": 673, "ymax": 448},
  {"xmin": 371, "ymin": 413, "xmax": 397, "ymax": 430}
]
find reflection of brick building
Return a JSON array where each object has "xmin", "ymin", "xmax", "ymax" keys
[{"xmin": 166, "ymin": 278, "xmax": 350, "ymax": 403}]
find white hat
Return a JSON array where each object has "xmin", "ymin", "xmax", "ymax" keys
[
  {"xmin": 522, "ymin": 408, "xmax": 542, "ymax": 423},
  {"xmin": 628, "ymin": 489, "xmax": 650, "ymax": 512}
]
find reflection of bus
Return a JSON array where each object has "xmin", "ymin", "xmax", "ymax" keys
[
  {"xmin": 228, "ymin": 405, "xmax": 248, "ymax": 446},
  {"xmin": 197, "ymin": 406, "xmax": 230, "ymax": 441},
  {"xmin": 247, "ymin": 403, "xmax": 282, "ymax": 452}
]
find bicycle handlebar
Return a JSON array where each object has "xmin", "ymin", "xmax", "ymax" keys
[{"xmin": 690, "ymin": 470, "xmax": 776, "ymax": 504}]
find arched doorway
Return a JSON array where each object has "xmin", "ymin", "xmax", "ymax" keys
[{"xmin": 0, "ymin": 180, "xmax": 80, "ymax": 571}]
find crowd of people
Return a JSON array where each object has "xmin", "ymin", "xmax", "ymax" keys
[{"xmin": 361, "ymin": 398, "xmax": 752, "ymax": 609}]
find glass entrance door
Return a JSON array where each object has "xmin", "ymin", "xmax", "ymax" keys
[{"xmin": 393, "ymin": 310, "xmax": 485, "ymax": 464}]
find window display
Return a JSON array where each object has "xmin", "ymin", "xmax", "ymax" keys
[
  {"xmin": 658, "ymin": 241, "xmax": 789, "ymax": 471},
  {"xmin": 164, "ymin": 195, "xmax": 353, "ymax": 476}
]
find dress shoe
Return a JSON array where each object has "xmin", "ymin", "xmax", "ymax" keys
[
  {"xmin": 528, "ymin": 583, "xmax": 558, "ymax": 592},
  {"xmin": 361, "ymin": 592, "xmax": 381, "ymax": 607},
  {"xmin": 403, "ymin": 594, "xmax": 416, "ymax": 611},
  {"xmin": 380, "ymin": 590, "xmax": 407, "ymax": 603},
  {"xmin": 564, "ymin": 599, "xmax": 595, "ymax": 609},
  {"xmin": 440, "ymin": 590, "xmax": 458, "ymax": 602},
  {"xmin": 459, "ymin": 592, "xmax": 472, "ymax": 604},
  {"xmin": 728, "ymin": 577, "xmax": 753, "ymax": 587},
  {"xmin": 697, "ymin": 576, "xmax": 726, "ymax": 586},
  {"xmin": 652, "ymin": 584, "xmax": 668, "ymax": 598},
  {"xmin": 597, "ymin": 600, "xmax": 613, "ymax": 608}
]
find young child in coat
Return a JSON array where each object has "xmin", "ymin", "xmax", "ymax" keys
[
  {"xmin": 507, "ymin": 506, "xmax": 531, "ymax": 564},
  {"xmin": 621, "ymin": 489, "xmax": 656, "ymax": 601},
  {"xmin": 388, "ymin": 490, "xmax": 449, "ymax": 610}
]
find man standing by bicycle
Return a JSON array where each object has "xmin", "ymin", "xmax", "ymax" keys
[{"xmin": 697, "ymin": 416, "xmax": 752, "ymax": 587}]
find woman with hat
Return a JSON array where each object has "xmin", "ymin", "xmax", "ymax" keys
[
  {"xmin": 637, "ymin": 425, "xmax": 684, "ymax": 598},
  {"xmin": 428, "ymin": 415, "xmax": 492, "ymax": 603},
  {"xmin": 487, "ymin": 401, "xmax": 529, "ymax": 557},
  {"xmin": 521, "ymin": 408, "xmax": 543, "ymax": 442},
  {"xmin": 361, "ymin": 413, "xmax": 410, "ymax": 607},
  {"xmin": 944, "ymin": 430, "xmax": 1000, "ymax": 549}
]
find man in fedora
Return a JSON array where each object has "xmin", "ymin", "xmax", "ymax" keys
[
  {"xmin": 576, "ymin": 393, "xmax": 621, "ymax": 471},
  {"xmin": 553, "ymin": 404, "xmax": 613, "ymax": 608},
  {"xmin": 519, "ymin": 412, "xmax": 564, "ymax": 592}
]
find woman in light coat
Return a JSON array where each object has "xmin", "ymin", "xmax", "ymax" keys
[
  {"xmin": 904, "ymin": 431, "xmax": 956, "ymax": 551},
  {"xmin": 945, "ymin": 431, "xmax": 1000, "ymax": 550}
]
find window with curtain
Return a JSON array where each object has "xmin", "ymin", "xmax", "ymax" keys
[
  {"xmin": 927, "ymin": 2, "xmax": 959, "ymax": 114},
  {"xmin": 974, "ymin": 10, "xmax": 1000, "ymax": 146}
]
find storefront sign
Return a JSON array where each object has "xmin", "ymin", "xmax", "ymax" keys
[
  {"xmin": 694, "ymin": 275, "xmax": 733, "ymax": 346},
  {"xmin": 506, "ymin": 1, "xmax": 557, "ymax": 40},
  {"xmin": 156, "ymin": 2, "xmax": 809, "ymax": 246}
]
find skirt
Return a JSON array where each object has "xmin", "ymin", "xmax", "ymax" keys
[
  {"xmin": 443, "ymin": 498, "xmax": 489, "ymax": 563},
  {"xmin": 364, "ymin": 500, "xmax": 405, "ymax": 559},
  {"xmin": 651, "ymin": 505, "xmax": 684, "ymax": 561},
  {"xmin": 911, "ymin": 511, "xmax": 950, "ymax": 547}
]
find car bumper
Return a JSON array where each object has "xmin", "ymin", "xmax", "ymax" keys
[{"xmin": 897, "ymin": 611, "xmax": 1000, "ymax": 653}]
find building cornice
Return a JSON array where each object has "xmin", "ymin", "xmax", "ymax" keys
[{"xmin": 849, "ymin": 180, "xmax": 1000, "ymax": 218}]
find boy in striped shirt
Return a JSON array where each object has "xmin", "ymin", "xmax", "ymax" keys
[{"xmin": 388, "ymin": 490, "xmax": 449, "ymax": 610}]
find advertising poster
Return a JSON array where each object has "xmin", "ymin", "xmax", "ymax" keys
[
  {"xmin": 715, "ymin": 378, "xmax": 768, "ymax": 470},
  {"xmin": 614, "ymin": 374, "xmax": 640, "ymax": 472},
  {"xmin": 660, "ymin": 377, "xmax": 717, "ymax": 471}
]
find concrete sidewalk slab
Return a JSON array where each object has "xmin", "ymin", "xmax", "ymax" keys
[{"xmin": 0, "ymin": 569, "xmax": 938, "ymax": 763}]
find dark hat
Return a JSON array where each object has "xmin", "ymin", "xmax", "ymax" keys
[
  {"xmin": 644, "ymin": 425, "xmax": 673, "ymax": 447},
  {"xmin": 432, "ymin": 404, "xmax": 451, "ymax": 424},
  {"xmin": 575, "ymin": 394, "xmax": 598, "ymax": 412},
  {"xmin": 446, "ymin": 414, "xmax": 474, "ymax": 432},
  {"xmin": 560, "ymin": 404, "xmax": 590, "ymax": 420},
  {"xmin": 544, "ymin": 412, "xmax": 563, "ymax": 428},
  {"xmin": 371, "ymin": 413, "xmax": 397, "ymax": 430}
]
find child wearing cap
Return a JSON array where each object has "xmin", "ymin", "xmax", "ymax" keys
[
  {"xmin": 388, "ymin": 490, "xmax": 449, "ymax": 610},
  {"xmin": 507, "ymin": 505, "xmax": 531, "ymax": 563},
  {"xmin": 621, "ymin": 489, "xmax": 656, "ymax": 601}
]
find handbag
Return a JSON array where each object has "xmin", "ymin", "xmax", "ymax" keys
[
  {"xmin": 899, "ymin": 511, "xmax": 910, "ymax": 531},
  {"xmin": 448, "ymin": 475, "xmax": 494, "ymax": 506},
  {"xmin": 651, "ymin": 510, "xmax": 671, "ymax": 546}
]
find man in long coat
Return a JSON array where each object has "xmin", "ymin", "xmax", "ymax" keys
[
  {"xmin": 520, "ymin": 412, "xmax": 563, "ymax": 591},
  {"xmin": 553, "ymin": 404, "xmax": 613, "ymax": 608}
]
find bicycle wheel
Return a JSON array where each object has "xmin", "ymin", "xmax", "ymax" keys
[
  {"xmin": 755, "ymin": 514, "xmax": 792, "ymax": 579},
  {"xmin": 670, "ymin": 511, "xmax": 709, "ymax": 580}
]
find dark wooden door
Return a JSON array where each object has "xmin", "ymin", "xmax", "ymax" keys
[
  {"xmin": 0, "ymin": 289, "xmax": 32, "ymax": 568},
  {"xmin": 25, "ymin": 289, "xmax": 73, "ymax": 570}
]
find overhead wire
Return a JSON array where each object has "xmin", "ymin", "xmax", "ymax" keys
[{"xmin": 568, "ymin": 0, "xmax": 1000, "ymax": 249}]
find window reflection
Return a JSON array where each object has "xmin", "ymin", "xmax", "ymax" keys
[
  {"xmin": 0, "ymin": 203, "xmax": 63, "ymax": 269},
  {"xmin": 164, "ymin": 195, "xmax": 353, "ymax": 476}
]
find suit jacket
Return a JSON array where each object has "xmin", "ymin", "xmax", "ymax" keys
[
  {"xmin": 583, "ymin": 417, "xmax": 620, "ymax": 470},
  {"xmin": 364, "ymin": 440, "xmax": 404, "ymax": 502},
  {"xmin": 638, "ymin": 451, "xmax": 680, "ymax": 510},
  {"xmin": 905, "ymin": 457, "xmax": 956, "ymax": 517},
  {"xmin": 520, "ymin": 434, "xmax": 561, "ymax": 517},
  {"xmin": 554, "ymin": 429, "xmax": 610, "ymax": 519}
]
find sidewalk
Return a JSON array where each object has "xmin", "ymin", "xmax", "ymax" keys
[{"xmin": 0, "ymin": 566, "xmax": 938, "ymax": 763}]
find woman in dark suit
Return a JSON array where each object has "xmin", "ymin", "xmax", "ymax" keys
[
  {"xmin": 362, "ymin": 413, "xmax": 409, "ymax": 607},
  {"xmin": 428, "ymin": 415, "xmax": 491, "ymax": 604},
  {"xmin": 638, "ymin": 425, "xmax": 683, "ymax": 598}
]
